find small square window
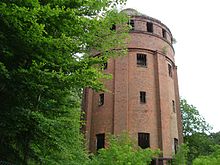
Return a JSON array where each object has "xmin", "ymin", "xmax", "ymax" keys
[
  {"xmin": 172, "ymin": 100, "xmax": 175, "ymax": 112},
  {"xmin": 128, "ymin": 20, "xmax": 134, "ymax": 30},
  {"xmin": 138, "ymin": 133, "xmax": 150, "ymax": 149},
  {"xmin": 168, "ymin": 64, "xmax": 173, "ymax": 77},
  {"xmin": 99, "ymin": 93, "xmax": 104, "ymax": 106},
  {"xmin": 147, "ymin": 22, "xmax": 153, "ymax": 33},
  {"xmin": 140, "ymin": 91, "xmax": 146, "ymax": 103},
  {"xmin": 162, "ymin": 29, "xmax": 167, "ymax": 39},
  {"xmin": 137, "ymin": 54, "xmax": 147, "ymax": 67},
  {"xmin": 96, "ymin": 133, "xmax": 105, "ymax": 151}
]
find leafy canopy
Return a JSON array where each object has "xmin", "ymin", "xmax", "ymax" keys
[
  {"xmin": 180, "ymin": 98, "xmax": 215, "ymax": 164},
  {"xmin": 0, "ymin": 0, "xmax": 129, "ymax": 164},
  {"xmin": 180, "ymin": 99, "xmax": 212, "ymax": 136},
  {"xmin": 193, "ymin": 145, "xmax": 220, "ymax": 165}
]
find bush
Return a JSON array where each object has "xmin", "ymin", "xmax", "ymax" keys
[
  {"xmin": 172, "ymin": 143, "xmax": 189, "ymax": 165},
  {"xmin": 89, "ymin": 133, "xmax": 160, "ymax": 165},
  {"xmin": 193, "ymin": 145, "xmax": 220, "ymax": 165}
]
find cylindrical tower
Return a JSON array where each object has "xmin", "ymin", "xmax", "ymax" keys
[{"xmin": 83, "ymin": 8, "xmax": 183, "ymax": 159}]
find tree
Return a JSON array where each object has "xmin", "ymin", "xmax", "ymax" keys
[
  {"xmin": 185, "ymin": 133, "xmax": 216, "ymax": 164},
  {"xmin": 89, "ymin": 133, "xmax": 159, "ymax": 165},
  {"xmin": 210, "ymin": 131, "xmax": 220, "ymax": 145},
  {"xmin": 180, "ymin": 99, "xmax": 214, "ymax": 164},
  {"xmin": 180, "ymin": 99, "xmax": 212, "ymax": 136},
  {"xmin": 172, "ymin": 144, "xmax": 189, "ymax": 165},
  {"xmin": 0, "ymin": 0, "xmax": 129, "ymax": 164},
  {"xmin": 193, "ymin": 145, "xmax": 220, "ymax": 165}
]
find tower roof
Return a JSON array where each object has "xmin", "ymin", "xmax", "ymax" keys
[
  {"xmin": 121, "ymin": 8, "xmax": 144, "ymax": 17},
  {"xmin": 121, "ymin": 8, "xmax": 172, "ymax": 36},
  {"xmin": 121, "ymin": 8, "xmax": 160, "ymax": 23}
]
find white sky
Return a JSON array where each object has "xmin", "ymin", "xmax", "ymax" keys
[{"xmin": 123, "ymin": 0, "xmax": 220, "ymax": 132}]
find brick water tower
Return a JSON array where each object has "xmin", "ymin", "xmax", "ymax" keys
[{"xmin": 83, "ymin": 8, "xmax": 183, "ymax": 161}]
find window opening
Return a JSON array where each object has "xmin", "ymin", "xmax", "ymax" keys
[
  {"xmin": 168, "ymin": 64, "xmax": 173, "ymax": 77},
  {"xmin": 137, "ymin": 54, "xmax": 147, "ymax": 67},
  {"xmin": 147, "ymin": 22, "xmax": 153, "ymax": 33},
  {"xmin": 140, "ymin": 91, "xmax": 146, "ymax": 103},
  {"xmin": 103, "ymin": 62, "xmax": 107, "ymax": 70},
  {"xmin": 174, "ymin": 138, "xmax": 178, "ymax": 154},
  {"xmin": 96, "ymin": 133, "xmax": 105, "ymax": 150},
  {"xmin": 172, "ymin": 100, "xmax": 175, "ymax": 112},
  {"xmin": 110, "ymin": 24, "xmax": 116, "ymax": 31},
  {"xmin": 99, "ymin": 93, "xmax": 104, "ymax": 106},
  {"xmin": 128, "ymin": 20, "xmax": 134, "ymax": 30},
  {"xmin": 162, "ymin": 28, "xmax": 167, "ymax": 39},
  {"xmin": 138, "ymin": 133, "xmax": 150, "ymax": 149}
]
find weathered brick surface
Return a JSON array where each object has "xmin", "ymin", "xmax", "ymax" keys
[{"xmin": 83, "ymin": 9, "xmax": 183, "ymax": 157}]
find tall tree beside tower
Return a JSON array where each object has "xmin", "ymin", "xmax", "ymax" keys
[{"xmin": 0, "ymin": 0, "xmax": 129, "ymax": 164}]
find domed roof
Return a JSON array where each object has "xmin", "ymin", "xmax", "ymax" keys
[
  {"xmin": 121, "ymin": 8, "xmax": 144, "ymax": 17},
  {"xmin": 121, "ymin": 8, "xmax": 155, "ymax": 21}
]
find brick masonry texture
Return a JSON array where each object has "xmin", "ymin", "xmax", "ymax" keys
[{"xmin": 82, "ymin": 9, "xmax": 183, "ymax": 157}]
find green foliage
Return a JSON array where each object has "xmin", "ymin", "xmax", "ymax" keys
[
  {"xmin": 180, "ymin": 98, "xmax": 216, "ymax": 164},
  {"xmin": 185, "ymin": 133, "xmax": 216, "ymax": 164},
  {"xmin": 180, "ymin": 99, "xmax": 212, "ymax": 136},
  {"xmin": 0, "ymin": 0, "xmax": 129, "ymax": 164},
  {"xmin": 189, "ymin": 132, "xmax": 220, "ymax": 164},
  {"xmin": 210, "ymin": 132, "xmax": 220, "ymax": 145},
  {"xmin": 193, "ymin": 145, "xmax": 220, "ymax": 165},
  {"xmin": 89, "ymin": 133, "xmax": 160, "ymax": 165},
  {"xmin": 172, "ymin": 143, "xmax": 189, "ymax": 165}
]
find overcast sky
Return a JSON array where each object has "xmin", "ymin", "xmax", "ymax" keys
[{"xmin": 123, "ymin": 0, "xmax": 220, "ymax": 132}]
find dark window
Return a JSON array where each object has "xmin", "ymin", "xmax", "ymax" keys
[
  {"xmin": 103, "ymin": 62, "xmax": 108, "ymax": 70},
  {"xmin": 128, "ymin": 20, "xmax": 134, "ymax": 30},
  {"xmin": 137, "ymin": 54, "xmax": 147, "ymax": 67},
  {"xmin": 138, "ymin": 133, "xmax": 150, "ymax": 149},
  {"xmin": 147, "ymin": 22, "xmax": 153, "ymax": 33},
  {"xmin": 96, "ymin": 133, "xmax": 105, "ymax": 150},
  {"xmin": 168, "ymin": 64, "xmax": 172, "ymax": 77},
  {"xmin": 174, "ymin": 138, "xmax": 178, "ymax": 154},
  {"xmin": 172, "ymin": 100, "xmax": 175, "ymax": 112},
  {"xmin": 140, "ymin": 91, "xmax": 146, "ymax": 103},
  {"xmin": 110, "ymin": 24, "xmax": 116, "ymax": 31},
  {"xmin": 162, "ymin": 28, "xmax": 167, "ymax": 39},
  {"xmin": 151, "ymin": 159, "xmax": 156, "ymax": 165},
  {"xmin": 99, "ymin": 93, "xmax": 104, "ymax": 106}
]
